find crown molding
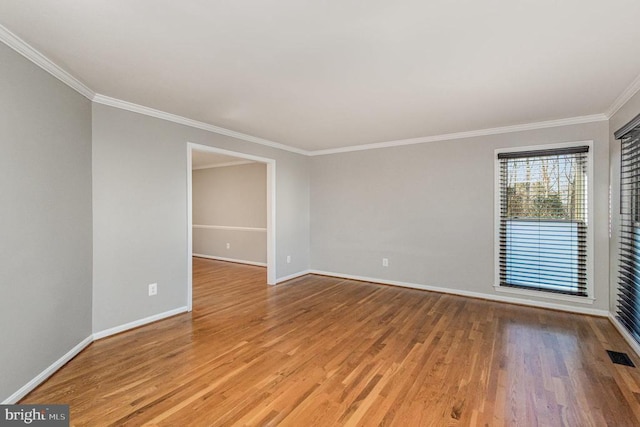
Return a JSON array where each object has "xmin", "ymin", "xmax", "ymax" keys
[
  {"xmin": 192, "ymin": 160, "xmax": 254, "ymax": 170},
  {"xmin": 606, "ymin": 72, "xmax": 640, "ymax": 119},
  {"xmin": 0, "ymin": 24, "xmax": 95, "ymax": 99},
  {"xmin": 0, "ymin": 22, "xmax": 306, "ymax": 155},
  {"xmin": 309, "ymin": 114, "xmax": 609, "ymax": 156},
  {"xmin": 0, "ymin": 21, "xmax": 627, "ymax": 156},
  {"xmin": 92, "ymin": 94, "xmax": 309, "ymax": 155}
]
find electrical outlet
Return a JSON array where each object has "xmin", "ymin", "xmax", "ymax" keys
[
  {"xmin": 148, "ymin": 283, "xmax": 157, "ymax": 296},
  {"xmin": 382, "ymin": 258, "xmax": 389, "ymax": 267},
  {"xmin": 286, "ymin": 255, "xmax": 291, "ymax": 263},
  {"xmin": 226, "ymin": 243, "xmax": 230, "ymax": 249}
]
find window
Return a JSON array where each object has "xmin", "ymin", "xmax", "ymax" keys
[
  {"xmin": 496, "ymin": 144, "xmax": 590, "ymax": 297},
  {"xmin": 616, "ymin": 114, "xmax": 640, "ymax": 344}
]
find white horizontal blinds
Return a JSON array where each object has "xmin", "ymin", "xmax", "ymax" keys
[
  {"xmin": 498, "ymin": 146, "xmax": 589, "ymax": 296},
  {"xmin": 618, "ymin": 122, "xmax": 640, "ymax": 344}
]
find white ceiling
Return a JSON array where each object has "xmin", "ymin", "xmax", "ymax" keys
[{"xmin": 1, "ymin": 0, "xmax": 640, "ymax": 152}]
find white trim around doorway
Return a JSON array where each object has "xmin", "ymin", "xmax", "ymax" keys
[{"xmin": 187, "ymin": 142, "xmax": 277, "ymax": 312}]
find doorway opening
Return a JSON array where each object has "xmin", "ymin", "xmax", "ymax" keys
[{"xmin": 187, "ymin": 142, "xmax": 276, "ymax": 311}]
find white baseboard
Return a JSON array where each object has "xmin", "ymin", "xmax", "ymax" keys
[
  {"xmin": 193, "ymin": 254, "xmax": 266, "ymax": 267},
  {"xmin": 4, "ymin": 307, "xmax": 191, "ymax": 403},
  {"xmin": 276, "ymin": 270, "xmax": 311, "ymax": 284},
  {"xmin": 93, "ymin": 306, "xmax": 188, "ymax": 340},
  {"xmin": 309, "ymin": 270, "xmax": 609, "ymax": 317},
  {"xmin": 2, "ymin": 335, "xmax": 93, "ymax": 404},
  {"xmin": 608, "ymin": 314, "xmax": 640, "ymax": 359}
]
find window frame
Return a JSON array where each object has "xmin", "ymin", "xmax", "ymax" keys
[
  {"xmin": 616, "ymin": 125, "xmax": 640, "ymax": 344},
  {"xmin": 493, "ymin": 141, "xmax": 595, "ymax": 304}
]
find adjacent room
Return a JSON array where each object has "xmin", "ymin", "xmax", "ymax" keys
[
  {"xmin": 2, "ymin": 1, "xmax": 640, "ymax": 425},
  {"xmin": 191, "ymin": 150, "xmax": 268, "ymax": 268}
]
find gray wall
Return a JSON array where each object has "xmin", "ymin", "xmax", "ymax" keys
[
  {"xmin": 0, "ymin": 44, "xmax": 93, "ymax": 401},
  {"xmin": 311, "ymin": 121, "xmax": 610, "ymax": 311},
  {"xmin": 92, "ymin": 103, "xmax": 310, "ymax": 333},
  {"xmin": 609, "ymin": 91, "xmax": 640, "ymax": 312},
  {"xmin": 192, "ymin": 163, "xmax": 267, "ymax": 264}
]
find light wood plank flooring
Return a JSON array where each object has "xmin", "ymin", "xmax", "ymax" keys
[{"xmin": 22, "ymin": 258, "xmax": 640, "ymax": 426}]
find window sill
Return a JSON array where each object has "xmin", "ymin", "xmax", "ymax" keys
[{"xmin": 493, "ymin": 285, "xmax": 595, "ymax": 305}]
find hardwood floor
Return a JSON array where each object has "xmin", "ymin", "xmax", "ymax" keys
[{"xmin": 22, "ymin": 258, "xmax": 640, "ymax": 426}]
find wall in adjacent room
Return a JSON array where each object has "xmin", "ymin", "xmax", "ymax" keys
[
  {"xmin": 310, "ymin": 121, "xmax": 610, "ymax": 312},
  {"xmin": 92, "ymin": 103, "xmax": 310, "ymax": 333},
  {"xmin": 192, "ymin": 162, "xmax": 267, "ymax": 265},
  {"xmin": 0, "ymin": 43, "xmax": 93, "ymax": 402}
]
